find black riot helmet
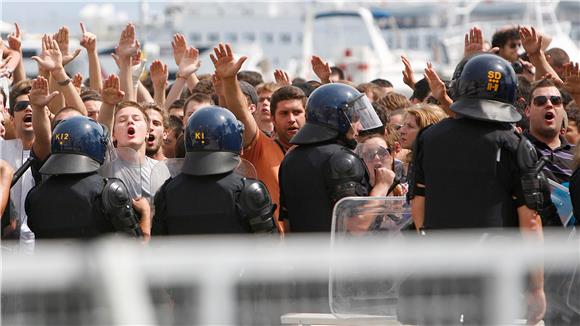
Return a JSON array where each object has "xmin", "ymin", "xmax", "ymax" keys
[
  {"xmin": 450, "ymin": 53, "xmax": 521, "ymax": 123},
  {"xmin": 182, "ymin": 106, "xmax": 244, "ymax": 176},
  {"xmin": 290, "ymin": 83, "xmax": 382, "ymax": 145},
  {"xmin": 40, "ymin": 116, "xmax": 109, "ymax": 175}
]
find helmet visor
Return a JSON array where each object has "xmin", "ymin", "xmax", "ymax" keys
[{"xmin": 344, "ymin": 95, "xmax": 383, "ymax": 132}]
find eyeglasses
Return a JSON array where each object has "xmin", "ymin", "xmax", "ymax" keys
[
  {"xmin": 508, "ymin": 42, "xmax": 521, "ymax": 49},
  {"xmin": 532, "ymin": 95, "xmax": 563, "ymax": 107},
  {"xmin": 361, "ymin": 146, "xmax": 391, "ymax": 161},
  {"xmin": 13, "ymin": 100, "xmax": 30, "ymax": 112}
]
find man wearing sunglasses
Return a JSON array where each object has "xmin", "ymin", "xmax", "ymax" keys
[
  {"xmin": 524, "ymin": 79, "xmax": 574, "ymax": 184},
  {"xmin": 492, "ymin": 26, "xmax": 522, "ymax": 63}
]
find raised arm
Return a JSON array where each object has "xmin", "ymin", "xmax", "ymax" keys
[
  {"xmin": 401, "ymin": 55, "xmax": 416, "ymax": 90},
  {"xmin": 115, "ymin": 23, "xmax": 140, "ymax": 101},
  {"xmin": 424, "ymin": 62, "xmax": 454, "ymax": 116},
  {"xmin": 0, "ymin": 160, "xmax": 14, "ymax": 217},
  {"xmin": 150, "ymin": 60, "xmax": 168, "ymax": 107},
  {"xmin": 98, "ymin": 74, "xmax": 125, "ymax": 133},
  {"xmin": 172, "ymin": 33, "xmax": 199, "ymax": 92},
  {"xmin": 79, "ymin": 22, "xmax": 103, "ymax": 93},
  {"xmin": 274, "ymin": 69, "xmax": 291, "ymax": 86},
  {"xmin": 311, "ymin": 55, "xmax": 331, "ymax": 84},
  {"xmin": 520, "ymin": 26, "xmax": 561, "ymax": 84},
  {"xmin": 29, "ymin": 76, "xmax": 59, "ymax": 160},
  {"xmin": 7, "ymin": 23, "xmax": 25, "ymax": 84},
  {"xmin": 210, "ymin": 43, "xmax": 255, "ymax": 147},
  {"xmin": 164, "ymin": 47, "xmax": 199, "ymax": 110},
  {"xmin": 561, "ymin": 62, "xmax": 580, "ymax": 106},
  {"xmin": 32, "ymin": 34, "xmax": 87, "ymax": 115}
]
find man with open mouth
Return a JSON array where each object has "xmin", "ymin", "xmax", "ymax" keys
[
  {"xmin": 143, "ymin": 103, "xmax": 167, "ymax": 162},
  {"xmin": 523, "ymin": 79, "xmax": 574, "ymax": 184}
]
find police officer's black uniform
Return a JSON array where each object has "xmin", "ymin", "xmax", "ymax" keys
[
  {"xmin": 401, "ymin": 53, "xmax": 554, "ymax": 325},
  {"xmin": 152, "ymin": 106, "xmax": 276, "ymax": 235},
  {"xmin": 279, "ymin": 83, "xmax": 382, "ymax": 232},
  {"xmin": 26, "ymin": 116, "xmax": 141, "ymax": 239}
]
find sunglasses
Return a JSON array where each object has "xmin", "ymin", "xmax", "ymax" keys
[
  {"xmin": 13, "ymin": 100, "xmax": 30, "ymax": 112},
  {"xmin": 361, "ymin": 146, "xmax": 391, "ymax": 161},
  {"xmin": 532, "ymin": 95, "xmax": 563, "ymax": 106}
]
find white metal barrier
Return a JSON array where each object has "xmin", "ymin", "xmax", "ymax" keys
[{"xmin": 1, "ymin": 231, "xmax": 579, "ymax": 325}]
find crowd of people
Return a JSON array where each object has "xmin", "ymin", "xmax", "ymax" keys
[{"xmin": 0, "ymin": 20, "xmax": 579, "ymax": 324}]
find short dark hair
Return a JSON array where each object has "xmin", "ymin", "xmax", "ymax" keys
[
  {"xmin": 528, "ymin": 79, "xmax": 559, "ymax": 105},
  {"xmin": 491, "ymin": 26, "xmax": 520, "ymax": 48},
  {"xmin": 142, "ymin": 102, "xmax": 168, "ymax": 128},
  {"xmin": 237, "ymin": 71, "xmax": 263, "ymax": 87},
  {"xmin": 545, "ymin": 48, "xmax": 570, "ymax": 68},
  {"xmin": 183, "ymin": 93, "xmax": 214, "ymax": 116},
  {"xmin": 193, "ymin": 79, "xmax": 218, "ymax": 104},
  {"xmin": 565, "ymin": 102, "xmax": 579, "ymax": 124},
  {"xmin": 0, "ymin": 87, "xmax": 6, "ymax": 107},
  {"xmin": 330, "ymin": 66, "xmax": 344, "ymax": 80},
  {"xmin": 410, "ymin": 78, "xmax": 431, "ymax": 102},
  {"xmin": 9, "ymin": 79, "xmax": 32, "ymax": 115},
  {"xmin": 174, "ymin": 133, "xmax": 186, "ymax": 158},
  {"xmin": 168, "ymin": 114, "xmax": 184, "ymax": 136},
  {"xmin": 270, "ymin": 86, "xmax": 307, "ymax": 116},
  {"xmin": 371, "ymin": 78, "xmax": 393, "ymax": 88},
  {"xmin": 168, "ymin": 99, "xmax": 186, "ymax": 111},
  {"xmin": 80, "ymin": 89, "xmax": 102, "ymax": 102},
  {"xmin": 292, "ymin": 81, "xmax": 320, "ymax": 97}
]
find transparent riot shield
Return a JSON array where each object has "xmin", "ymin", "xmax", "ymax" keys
[
  {"xmin": 149, "ymin": 159, "xmax": 179, "ymax": 201},
  {"xmin": 234, "ymin": 158, "xmax": 258, "ymax": 179},
  {"xmin": 548, "ymin": 179, "xmax": 574, "ymax": 227},
  {"xmin": 0, "ymin": 139, "xmax": 25, "ymax": 240},
  {"xmin": 329, "ymin": 196, "xmax": 411, "ymax": 318},
  {"xmin": 99, "ymin": 147, "xmax": 142, "ymax": 199}
]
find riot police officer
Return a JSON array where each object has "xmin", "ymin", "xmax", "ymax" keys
[
  {"xmin": 26, "ymin": 116, "xmax": 144, "ymax": 239},
  {"xmin": 279, "ymin": 83, "xmax": 386, "ymax": 233},
  {"xmin": 407, "ymin": 53, "xmax": 547, "ymax": 324},
  {"xmin": 152, "ymin": 106, "xmax": 276, "ymax": 235}
]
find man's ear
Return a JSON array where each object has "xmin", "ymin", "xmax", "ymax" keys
[
  {"xmin": 524, "ymin": 105, "xmax": 531, "ymax": 118},
  {"xmin": 249, "ymin": 104, "xmax": 257, "ymax": 114}
]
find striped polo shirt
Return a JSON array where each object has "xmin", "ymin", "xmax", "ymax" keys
[{"xmin": 524, "ymin": 131, "xmax": 575, "ymax": 184}]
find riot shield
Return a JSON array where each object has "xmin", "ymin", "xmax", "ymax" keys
[
  {"xmin": 234, "ymin": 158, "xmax": 258, "ymax": 179},
  {"xmin": 548, "ymin": 180, "xmax": 574, "ymax": 227},
  {"xmin": 0, "ymin": 139, "xmax": 25, "ymax": 240},
  {"xmin": 99, "ymin": 147, "xmax": 142, "ymax": 199},
  {"xmin": 149, "ymin": 159, "xmax": 180, "ymax": 201},
  {"xmin": 329, "ymin": 196, "xmax": 411, "ymax": 318}
]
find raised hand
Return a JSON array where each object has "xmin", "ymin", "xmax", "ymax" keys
[
  {"xmin": 150, "ymin": 60, "xmax": 168, "ymax": 88},
  {"xmin": 31, "ymin": 34, "xmax": 63, "ymax": 72},
  {"xmin": 171, "ymin": 33, "xmax": 187, "ymax": 66},
  {"xmin": 72, "ymin": 72, "xmax": 83, "ymax": 94},
  {"xmin": 520, "ymin": 26, "xmax": 542, "ymax": 55},
  {"xmin": 29, "ymin": 76, "xmax": 60, "ymax": 109},
  {"xmin": 210, "ymin": 43, "xmax": 247, "ymax": 80},
  {"xmin": 101, "ymin": 74, "xmax": 125, "ymax": 106},
  {"xmin": 311, "ymin": 55, "xmax": 331, "ymax": 83},
  {"xmin": 7, "ymin": 23, "xmax": 21, "ymax": 52},
  {"xmin": 177, "ymin": 47, "xmax": 200, "ymax": 78},
  {"xmin": 117, "ymin": 23, "xmax": 140, "ymax": 59},
  {"xmin": 79, "ymin": 22, "xmax": 97, "ymax": 52},
  {"xmin": 274, "ymin": 69, "xmax": 291, "ymax": 86},
  {"xmin": 424, "ymin": 62, "xmax": 446, "ymax": 102},
  {"xmin": 562, "ymin": 62, "xmax": 580, "ymax": 95},
  {"xmin": 54, "ymin": 26, "xmax": 81, "ymax": 66},
  {"xmin": 401, "ymin": 55, "xmax": 416, "ymax": 90},
  {"xmin": 464, "ymin": 27, "xmax": 484, "ymax": 58}
]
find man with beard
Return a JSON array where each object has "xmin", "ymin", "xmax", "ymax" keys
[
  {"xmin": 143, "ymin": 103, "xmax": 167, "ymax": 161},
  {"xmin": 524, "ymin": 79, "xmax": 574, "ymax": 184},
  {"xmin": 210, "ymin": 43, "xmax": 306, "ymax": 233}
]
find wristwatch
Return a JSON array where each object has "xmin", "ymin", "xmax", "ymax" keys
[{"xmin": 56, "ymin": 78, "xmax": 71, "ymax": 86}]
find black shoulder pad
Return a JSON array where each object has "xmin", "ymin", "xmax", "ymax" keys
[
  {"xmin": 102, "ymin": 178, "xmax": 143, "ymax": 237},
  {"xmin": 325, "ymin": 149, "xmax": 369, "ymax": 203},
  {"xmin": 238, "ymin": 178, "xmax": 276, "ymax": 233}
]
